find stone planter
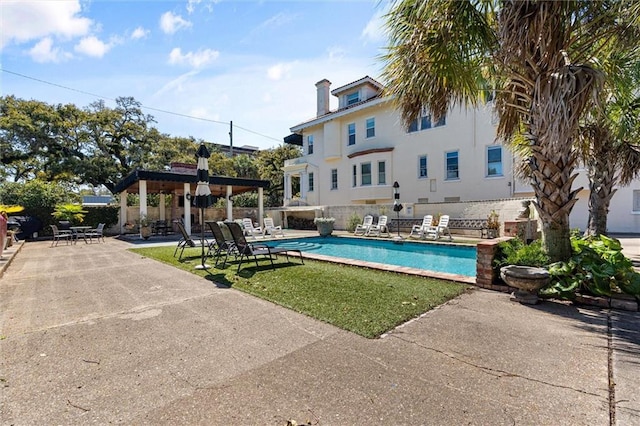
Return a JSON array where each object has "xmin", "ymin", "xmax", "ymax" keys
[
  {"xmin": 316, "ymin": 221, "xmax": 334, "ymax": 237},
  {"xmin": 500, "ymin": 265, "xmax": 550, "ymax": 305},
  {"xmin": 140, "ymin": 226, "xmax": 152, "ymax": 240}
]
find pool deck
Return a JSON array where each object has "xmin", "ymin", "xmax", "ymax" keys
[{"xmin": 1, "ymin": 233, "xmax": 639, "ymax": 424}]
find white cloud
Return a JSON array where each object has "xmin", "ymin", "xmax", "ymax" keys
[
  {"xmin": 267, "ymin": 63, "xmax": 293, "ymax": 81},
  {"xmin": 168, "ymin": 47, "xmax": 219, "ymax": 68},
  {"xmin": 361, "ymin": 9, "xmax": 388, "ymax": 44},
  {"xmin": 131, "ymin": 27, "xmax": 149, "ymax": 40},
  {"xmin": 28, "ymin": 37, "xmax": 70, "ymax": 63},
  {"xmin": 160, "ymin": 11, "xmax": 192, "ymax": 35},
  {"xmin": 1, "ymin": 0, "xmax": 92, "ymax": 50},
  {"xmin": 74, "ymin": 36, "xmax": 112, "ymax": 58}
]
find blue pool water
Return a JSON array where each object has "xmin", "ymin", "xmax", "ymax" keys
[{"xmin": 274, "ymin": 236, "xmax": 477, "ymax": 277}]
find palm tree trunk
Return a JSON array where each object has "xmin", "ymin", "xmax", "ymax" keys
[{"xmin": 585, "ymin": 155, "xmax": 617, "ymax": 236}]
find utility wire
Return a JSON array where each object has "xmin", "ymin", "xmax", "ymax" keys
[{"xmin": 1, "ymin": 68, "xmax": 282, "ymax": 143}]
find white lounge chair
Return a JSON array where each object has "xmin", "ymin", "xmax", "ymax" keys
[
  {"xmin": 409, "ymin": 215, "xmax": 433, "ymax": 239},
  {"xmin": 367, "ymin": 215, "xmax": 390, "ymax": 237},
  {"xmin": 354, "ymin": 215, "xmax": 373, "ymax": 236},
  {"xmin": 426, "ymin": 215, "xmax": 452, "ymax": 240},
  {"xmin": 242, "ymin": 218, "xmax": 263, "ymax": 239},
  {"xmin": 263, "ymin": 217, "xmax": 284, "ymax": 237}
]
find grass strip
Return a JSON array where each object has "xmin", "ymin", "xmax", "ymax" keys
[{"xmin": 130, "ymin": 245, "xmax": 470, "ymax": 338}]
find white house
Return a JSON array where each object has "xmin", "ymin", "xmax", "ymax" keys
[{"xmin": 283, "ymin": 76, "xmax": 640, "ymax": 234}]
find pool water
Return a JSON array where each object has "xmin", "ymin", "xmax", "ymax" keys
[{"xmin": 274, "ymin": 236, "xmax": 477, "ymax": 277}]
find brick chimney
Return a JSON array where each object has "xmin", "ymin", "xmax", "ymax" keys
[{"xmin": 316, "ymin": 79, "xmax": 331, "ymax": 117}]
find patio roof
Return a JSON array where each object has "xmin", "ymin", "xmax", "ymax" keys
[{"xmin": 113, "ymin": 169, "xmax": 270, "ymax": 196}]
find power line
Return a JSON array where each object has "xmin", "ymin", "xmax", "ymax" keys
[{"xmin": 1, "ymin": 68, "xmax": 282, "ymax": 143}]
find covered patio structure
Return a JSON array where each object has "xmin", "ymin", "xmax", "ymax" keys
[{"xmin": 113, "ymin": 163, "xmax": 270, "ymax": 235}]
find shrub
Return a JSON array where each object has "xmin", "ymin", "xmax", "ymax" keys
[
  {"xmin": 494, "ymin": 238, "xmax": 549, "ymax": 268},
  {"xmin": 346, "ymin": 212, "xmax": 362, "ymax": 232}
]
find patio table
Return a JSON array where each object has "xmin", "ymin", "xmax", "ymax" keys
[{"xmin": 70, "ymin": 226, "xmax": 92, "ymax": 244}]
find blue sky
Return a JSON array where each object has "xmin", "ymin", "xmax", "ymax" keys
[{"xmin": 1, "ymin": 0, "xmax": 390, "ymax": 150}]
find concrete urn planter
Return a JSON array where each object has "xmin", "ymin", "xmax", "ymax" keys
[
  {"xmin": 139, "ymin": 226, "xmax": 152, "ymax": 240},
  {"xmin": 500, "ymin": 265, "xmax": 550, "ymax": 305}
]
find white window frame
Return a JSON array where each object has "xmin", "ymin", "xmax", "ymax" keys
[
  {"xmin": 633, "ymin": 190, "xmax": 640, "ymax": 212},
  {"xmin": 378, "ymin": 161, "xmax": 386, "ymax": 185},
  {"xmin": 347, "ymin": 91, "xmax": 360, "ymax": 106},
  {"xmin": 331, "ymin": 169, "xmax": 338, "ymax": 190},
  {"xmin": 348, "ymin": 123, "xmax": 356, "ymax": 146},
  {"xmin": 307, "ymin": 135, "xmax": 314, "ymax": 155},
  {"xmin": 418, "ymin": 155, "xmax": 428, "ymax": 179},
  {"xmin": 408, "ymin": 110, "xmax": 446, "ymax": 133},
  {"xmin": 361, "ymin": 162, "xmax": 372, "ymax": 186},
  {"xmin": 486, "ymin": 145, "xmax": 503, "ymax": 177},
  {"xmin": 308, "ymin": 172, "xmax": 314, "ymax": 192},
  {"xmin": 352, "ymin": 164, "xmax": 357, "ymax": 187},
  {"xmin": 445, "ymin": 150, "xmax": 459, "ymax": 180},
  {"xmin": 366, "ymin": 117, "xmax": 375, "ymax": 138}
]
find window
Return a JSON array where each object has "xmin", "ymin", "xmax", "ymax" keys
[
  {"xmin": 446, "ymin": 151, "xmax": 459, "ymax": 180},
  {"xmin": 348, "ymin": 123, "xmax": 356, "ymax": 145},
  {"xmin": 366, "ymin": 118, "xmax": 375, "ymax": 138},
  {"xmin": 418, "ymin": 155, "xmax": 428, "ymax": 178},
  {"xmin": 634, "ymin": 190, "xmax": 640, "ymax": 212},
  {"xmin": 308, "ymin": 172, "xmax": 314, "ymax": 192},
  {"xmin": 487, "ymin": 146, "xmax": 503, "ymax": 176},
  {"xmin": 352, "ymin": 165, "xmax": 357, "ymax": 187},
  {"xmin": 347, "ymin": 92, "xmax": 360, "ymax": 106},
  {"xmin": 378, "ymin": 161, "xmax": 386, "ymax": 185},
  {"xmin": 361, "ymin": 162, "xmax": 372, "ymax": 186},
  {"xmin": 331, "ymin": 169, "xmax": 338, "ymax": 190},
  {"xmin": 408, "ymin": 111, "xmax": 446, "ymax": 132},
  {"xmin": 307, "ymin": 135, "xmax": 314, "ymax": 155}
]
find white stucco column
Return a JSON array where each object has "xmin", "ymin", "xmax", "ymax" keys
[
  {"xmin": 159, "ymin": 193, "xmax": 166, "ymax": 220},
  {"xmin": 258, "ymin": 187, "xmax": 264, "ymax": 225},
  {"xmin": 226, "ymin": 185, "xmax": 233, "ymax": 220},
  {"xmin": 119, "ymin": 191, "xmax": 127, "ymax": 234},
  {"xmin": 283, "ymin": 173, "xmax": 291, "ymax": 204},
  {"xmin": 139, "ymin": 180, "xmax": 148, "ymax": 219},
  {"xmin": 183, "ymin": 182, "xmax": 191, "ymax": 234},
  {"xmin": 299, "ymin": 171, "xmax": 307, "ymax": 199}
]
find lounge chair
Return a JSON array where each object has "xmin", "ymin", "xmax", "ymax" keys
[
  {"xmin": 50, "ymin": 225, "xmax": 73, "ymax": 247},
  {"xmin": 242, "ymin": 218, "xmax": 263, "ymax": 239},
  {"xmin": 262, "ymin": 217, "xmax": 284, "ymax": 237},
  {"xmin": 85, "ymin": 223, "xmax": 105, "ymax": 243},
  {"xmin": 174, "ymin": 221, "xmax": 210, "ymax": 260},
  {"xmin": 206, "ymin": 221, "xmax": 239, "ymax": 267},
  {"xmin": 354, "ymin": 215, "xmax": 373, "ymax": 236},
  {"xmin": 366, "ymin": 215, "xmax": 390, "ymax": 237},
  {"xmin": 409, "ymin": 215, "xmax": 433, "ymax": 239},
  {"xmin": 426, "ymin": 215, "xmax": 453, "ymax": 241},
  {"xmin": 225, "ymin": 221, "xmax": 303, "ymax": 273}
]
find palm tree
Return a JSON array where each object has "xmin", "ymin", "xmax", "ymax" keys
[{"xmin": 382, "ymin": 0, "xmax": 635, "ymax": 262}]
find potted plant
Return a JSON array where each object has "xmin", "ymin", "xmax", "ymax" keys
[
  {"xmin": 486, "ymin": 210, "xmax": 500, "ymax": 238},
  {"xmin": 52, "ymin": 203, "xmax": 87, "ymax": 229},
  {"xmin": 137, "ymin": 214, "xmax": 152, "ymax": 240},
  {"xmin": 314, "ymin": 217, "xmax": 335, "ymax": 237}
]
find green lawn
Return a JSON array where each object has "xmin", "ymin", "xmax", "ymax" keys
[{"xmin": 130, "ymin": 245, "xmax": 470, "ymax": 338}]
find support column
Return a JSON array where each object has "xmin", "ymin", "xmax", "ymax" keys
[
  {"xmin": 226, "ymin": 185, "xmax": 233, "ymax": 220},
  {"xmin": 139, "ymin": 180, "xmax": 148, "ymax": 219},
  {"xmin": 258, "ymin": 187, "xmax": 264, "ymax": 226},
  {"xmin": 299, "ymin": 171, "xmax": 307, "ymax": 199},
  {"xmin": 159, "ymin": 193, "xmax": 166, "ymax": 221},
  {"xmin": 183, "ymin": 182, "xmax": 192, "ymax": 234},
  {"xmin": 283, "ymin": 173, "xmax": 291, "ymax": 205},
  {"xmin": 119, "ymin": 191, "xmax": 127, "ymax": 234}
]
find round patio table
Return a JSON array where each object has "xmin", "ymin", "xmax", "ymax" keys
[{"xmin": 70, "ymin": 226, "xmax": 92, "ymax": 244}]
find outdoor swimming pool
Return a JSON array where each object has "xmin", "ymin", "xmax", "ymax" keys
[{"xmin": 274, "ymin": 236, "xmax": 477, "ymax": 277}]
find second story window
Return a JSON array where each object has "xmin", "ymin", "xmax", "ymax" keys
[
  {"xmin": 348, "ymin": 123, "xmax": 356, "ymax": 146},
  {"xmin": 418, "ymin": 155, "xmax": 428, "ymax": 178},
  {"xmin": 361, "ymin": 162, "xmax": 372, "ymax": 186},
  {"xmin": 487, "ymin": 146, "xmax": 503, "ymax": 176},
  {"xmin": 331, "ymin": 169, "xmax": 338, "ymax": 190},
  {"xmin": 347, "ymin": 92, "xmax": 360, "ymax": 106},
  {"xmin": 446, "ymin": 151, "xmax": 459, "ymax": 180},
  {"xmin": 408, "ymin": 111, "xmax": 447, "ymax": 133},
  {"xmin": 352, "ymin": 165, "xmax": 357, "ymax": 187},
  {"xmin": 308, "ymin": 172, "xmax": 314, "ymax": 192},
  {"xmin": 366, "ymin": 118, "xmax": 375, "ymax": 138},
  {"xmin": 378, "ymin": 161, "xmax": 386, "ymax": 185},
  {"xmin": 307, "ymin": 135, "xmax": 314, "ymax": 155}
]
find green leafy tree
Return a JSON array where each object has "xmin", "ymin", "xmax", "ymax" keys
[
  {"xmin": 382, "ymin": 0, "xmax": 636, "ymax": 262},
  {"xmin": 256, "ymin": 144, "xmax": 301, "ymax": 207}
]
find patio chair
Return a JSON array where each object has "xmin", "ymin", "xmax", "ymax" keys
[
  {"xmin": 85, "ymin": 223, "xmax": 105, "ymax": 243},
  {"xmin": 206, "ymin": 221, "xmax": 240, "ymax": 267},
  {"xmin": 354, "ymin": 215, "xmax": 373, "ymax": 236},
  {"xmin": 425, "ymin": 215, "xmax": 453, "ymax": 241},
  {"xmin": 409, "ymin": 215, "xmax": 433, "ymax": 239},
  {"xmin": 262, "ymin": 217, "xmax": 284, "ymax": 237},
  {"xmin": 174, "ymin": 221, "xmax": 210, "ymax": 260},
  {"xmin": 366, "ymin": 215, "xmax": 390, "ymax": 237},
  {"xmin": 242, "ymin": 218, "xmax": 263, "ymax": 239},
  {"xmin": 50, "ymin": 224, "xmax": 73, "ymax": 247},
  {"xmin": 225, "ymin": 221, "xmax": 303, "ymax": 273}
]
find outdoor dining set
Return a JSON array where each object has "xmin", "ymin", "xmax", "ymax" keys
[{"xmin": 50, "ymin": 223, "xmax": 106, "ymax": 246}]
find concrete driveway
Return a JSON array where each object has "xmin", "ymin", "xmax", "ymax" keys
[{"xmin": 0, "ymin": 237, "xmax": 638, "ymax": 425}]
